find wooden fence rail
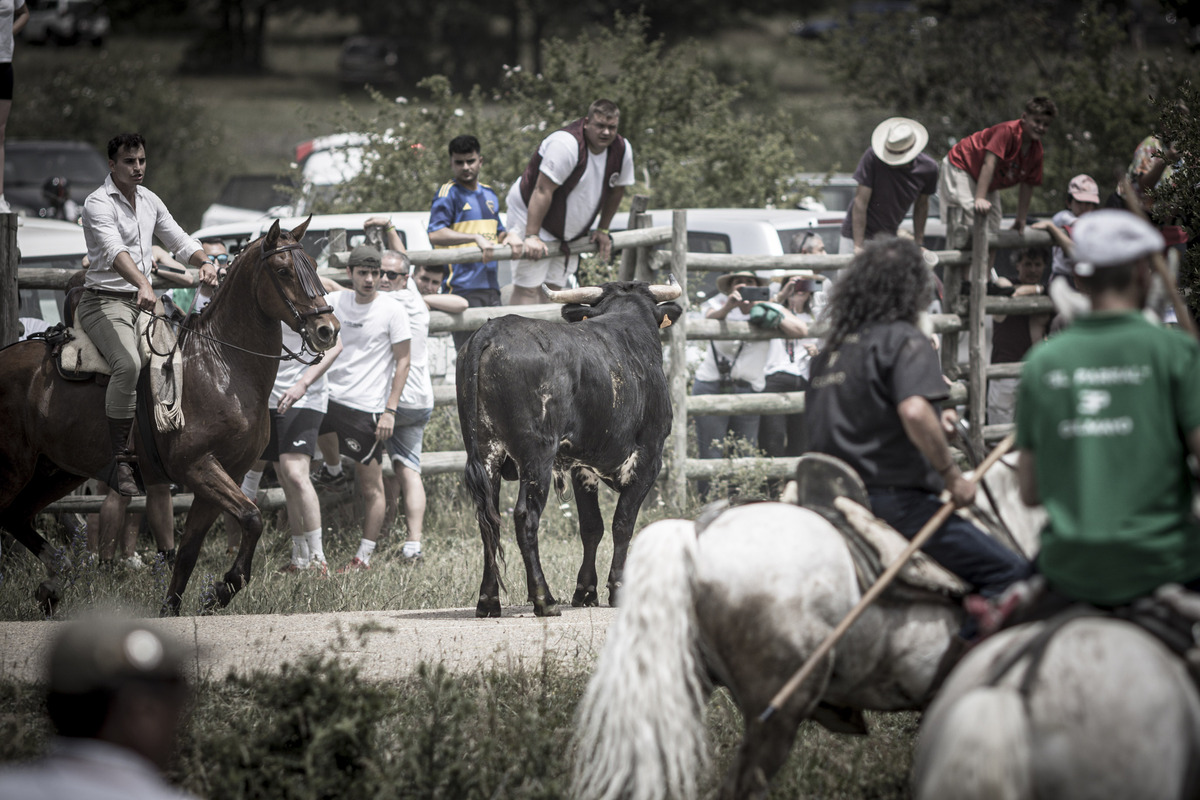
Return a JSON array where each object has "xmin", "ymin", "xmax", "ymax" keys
[{"xmin": 11, "ymin": 210, "xmax": 1050, "ymax": 513}]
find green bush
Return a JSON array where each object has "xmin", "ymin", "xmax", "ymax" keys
[
  {"xmin": 0, "ymin": 658, "xmax": 919, "ymax": 800},
  {"xmin": 306, "ymin": 13, "xmax": 804, "ymax": 221}
]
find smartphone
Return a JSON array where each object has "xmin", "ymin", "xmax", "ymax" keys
[{"xmin": 739, "ymin": 285, "xmax": 770, "ymax": 302}]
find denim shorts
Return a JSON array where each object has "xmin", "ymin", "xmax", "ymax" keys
[{"xmin": 386, "ymin": 406, "xmax": 433, "ymax": 473}]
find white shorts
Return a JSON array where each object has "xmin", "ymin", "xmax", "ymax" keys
[
  {"xmin": 506, "ymin": 221, "xmax": 578, "ymax": 288},
  {"xmin": 938, "ymin": 156, "xmax": 1002, "ymax": 250}
]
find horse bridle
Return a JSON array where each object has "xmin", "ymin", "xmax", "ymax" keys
[
  {"xmin": 139, "ymin": 240, "xmax": 332, "ymax": 365},
  {"xmin": 260, "ymin": 241, "xmax": 334, "ymax": 353}
]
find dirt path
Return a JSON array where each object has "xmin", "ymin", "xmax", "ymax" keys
[{"xmin": 0, "ymin": 606, "xmax": 617, "ymax": 684}]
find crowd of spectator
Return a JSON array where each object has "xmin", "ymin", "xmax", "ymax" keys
[{"xmin": 22, "ymin": 89, "xmax": 1192, "ymax": 572}]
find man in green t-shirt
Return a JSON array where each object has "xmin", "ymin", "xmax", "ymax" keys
[{"xmin": 1016, "ymin": 209, "xmax": 1200, "ymax": 606}]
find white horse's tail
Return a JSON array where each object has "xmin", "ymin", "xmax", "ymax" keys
[
  {"xmin": 571, "ymin": 519, "xmax": 709, "ymax": 800},
  {"xmin": 914, "ymin": 687, "xmax": 1034, "ymax": 800}
]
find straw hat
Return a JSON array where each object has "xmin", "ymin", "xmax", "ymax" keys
[
  {"xmin": 716, "ymin": 271, "xmax": 768, "ymax": 295},
  {"xmin": 871, "ymin": 117, "xmax": 929, "ymax": 166}
]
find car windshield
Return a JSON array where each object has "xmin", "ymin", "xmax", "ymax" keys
[
  {"xmin": 779, "ymin": 227, "xmax": 841, "ymax": 254},
  {"xmin": 5, "ymin": 147, "xmax": 108, "ymax": 188}
]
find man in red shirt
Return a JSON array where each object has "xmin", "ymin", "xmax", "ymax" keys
[{"xmin": 938, "ymin": 97, "xmax": 1057, "ymax": 253}]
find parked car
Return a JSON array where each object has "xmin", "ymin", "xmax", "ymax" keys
[
  {"xmin": 199, "ymin": 174, "xmax": 296, "ymax": 229},
  {"xmin": 338, "ymin": 36, "xmax": 404, "ymax": 89},
  {"xmin": 20, "ymin": 0, "xmax": 109, "ymax": 46},
  {"xmin": 611, "ymin": 207, "xmax": 847, "ymax": 302},
  {"xmin": 793, "ymin": 172, "xmax": 858, "ymax": 212},
  {"xmin": 4, "ymin": 139, "xmax": 107, "ymax": 218},
  {"xmin": 191, "ymin": 210, "xmax": 432, "ymax": 269},
  {"xmin": 15, "ymin": 216, "xmax": 87, "ymax": 327}
]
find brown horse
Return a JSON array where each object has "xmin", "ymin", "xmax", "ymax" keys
[{"xmin": 0, "ymin": 219, "xmax": 339, "ymax": 614}]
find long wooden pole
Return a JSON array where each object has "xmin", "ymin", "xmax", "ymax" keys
[{"xmin": 758, "ymin": 433, "xmax": 1016, "ymax": 722}]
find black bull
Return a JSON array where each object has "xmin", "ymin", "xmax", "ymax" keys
[{"xmin": 457, "ymin": 281, "xmax": 684, "ymax": 617}]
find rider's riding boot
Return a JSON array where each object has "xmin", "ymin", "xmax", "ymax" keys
[{"xmin": 106, "ymin": 416, "xmax": 141, "ymax": 497}]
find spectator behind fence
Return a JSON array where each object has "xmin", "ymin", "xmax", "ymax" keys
[
  {"xmin": 839, "ymin": 116, "xmax": 939, "ymax": 257},
  {"xmin": 0, "ymin": 0, "xmax": 28, "ymax": 213},
  {"xmin": 1116, "ymin": 116, "xmax": 1189, "ymax": 250},
  {"xmin": 378, "ymin": 249, "xmax": 435, "ymax": 562},
  {"xmin": 939, "ymin": 97, "xmax": 1057, "ymax": 257},
  {"xmin": 1032, "ymin": 173, "xmax": 1099, "ymax": 325},
  {"xmin": 313, "ymin": 245, "xmax": 411, "ymax": 573},
  {"xmin": 506, "ymin": 98, "xmax": 635, "ymax": 304},
  {"xmin": 427, "ymin": 135, "xmax": 522, "ymax": 348},
  {"xmin": 987, "ymin": 247, "xmax": 1050, "ymax": 425},
  {"xmin": 692, "ymin": 270, "xmax": 771, "ymax": 500},
  {"xmin": 759, "ymin": 270, "xmax": 824, "ymax": 487},
  {"xmin": 0, "ymin": 618, "xmax": 197, "ymax": 800}
]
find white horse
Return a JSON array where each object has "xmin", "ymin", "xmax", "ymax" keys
[
  {"xmin": 914, "ymin": 600, "xmax": 1200, "ymax": 799},
  {"xmin": 572, "ymin": 457, "xmax": 1040, "ymax": 800}
]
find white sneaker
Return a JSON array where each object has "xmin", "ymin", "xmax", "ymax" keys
[{"xmin": 0, "ymin": 196, "xmax": 11, "ymax": 213}]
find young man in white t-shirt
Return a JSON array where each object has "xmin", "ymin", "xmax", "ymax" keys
[
  {"xmin": 505, "ymin": 98, "xmax": 635, "ymax": 304},
  {"xmin": 316, "ymin": 245, "xmax": 412, "ymax": 572},
  {"xmin": 376, "ymin": 250, "xmax": 437, "ymax": 562}
]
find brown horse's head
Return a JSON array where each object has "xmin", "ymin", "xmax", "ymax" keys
[{"xmin": 256, "ymin": 217, "xmax": 340, "ymax": 352}]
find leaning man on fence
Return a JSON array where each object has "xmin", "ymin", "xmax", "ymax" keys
[{"xmin": 79, "ymin": 132, "xmax": 218, "ymax": 496}]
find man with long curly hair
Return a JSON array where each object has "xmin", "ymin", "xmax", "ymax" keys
[{"xmin": 806, "ymin": 237, "xmax": 1030, "ymax": 596}]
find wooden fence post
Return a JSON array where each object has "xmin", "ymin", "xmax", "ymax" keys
[
  {"xmin": 619, "ymin": 194, "xmax": 650, "ymax": 281},
  {"xmin": 968, "ymin": 216, "xmax": 988, "ymax": 458},
  {"xmin": 668, "ymin": 209, "xmax": 689, "ymax": 510},
  {"xmin": 0, "ymin": 213, "xmax": 18, "ymax": 346}
]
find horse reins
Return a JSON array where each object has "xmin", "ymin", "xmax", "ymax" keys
[{"xmin": 135, "ymin": 241, "xmax": 332, "ymax": 365}]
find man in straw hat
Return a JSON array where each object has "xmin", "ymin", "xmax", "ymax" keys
[
  {"xmin": 691, "ymin": 270, "xmax": 772, "ymax": 499},
  {"xmin": 839, "ymin": 116, "xmax": 940, "ymax": 257},
  {"xmin": 938, "ymin": 96, "xmax": 1057, "ymax": 253},
  {"xmin": 1016, "ymin": 210, "xmax": 1200, "ymax": 608},
  {"xmin": 0, "ymin": 618, "xmax": 197, "ymax": 799}
]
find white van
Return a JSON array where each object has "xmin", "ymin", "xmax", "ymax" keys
[
  {"xmin": 191, "ymin": 211, "xmax": 432, "ymax": 269},
  {"xmin": 612, "ymin": 207, "xmax": 846, "ymax": 299}
]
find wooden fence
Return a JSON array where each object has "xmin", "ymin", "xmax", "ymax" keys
[{"xmin": 5, "ymin": 210, "xmax": 1053, "ymax": 513}]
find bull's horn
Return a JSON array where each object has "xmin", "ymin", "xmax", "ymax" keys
[
  {"xmin": 648, "ymin": 284, "xmax": 683, "ymax": 302},
  {"xmin": 542, "ymin": 284, "xmax": 604, "ymax": 304}
]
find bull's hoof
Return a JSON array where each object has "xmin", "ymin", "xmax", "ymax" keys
[
  {"xmin": 534, "ymin": 602, "xmax": 562, "ymax": 617},
  {"xmin": 572, "ymin": 585, "xmax": 599, "ymax": 607},
  {"xmin": 476, "ymin": 596, "xmax": 501, "ymax": 618},
  {"xmin": 608, "ymin": 581, "xmax": 623, "ymax": 607},
  {"xmin": 35, "ymin": 580, "xmax": 62, "ymax": 616}
]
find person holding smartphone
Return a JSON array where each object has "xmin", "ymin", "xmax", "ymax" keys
[{"xmin": 691, "ymin": 270, "xmax": 772, "ymax": 500}]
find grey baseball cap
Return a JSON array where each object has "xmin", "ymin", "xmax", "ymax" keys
[
  {"xmin": 1072, "ymin": 210, "xmax": 1165, "ymax": 277},
  {"xmin": 348, "ymin": 244, "xmax": 382, "ymax": 269},
  {"xmin": 48, "ymin": 619, "xmax": 185, "ymax": 694}
]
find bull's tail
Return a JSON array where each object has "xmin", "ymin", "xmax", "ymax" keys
[
  {"xmin": 913, "ymin": 687, "xmax": 1034, "ymax": 800},
  {"xmin": 571, "ymin": 519, "xmax": 709, "ymax": 800},
  {"xmin": 457, "ymin": 336, "xmax": 505, "ymax": 585}
]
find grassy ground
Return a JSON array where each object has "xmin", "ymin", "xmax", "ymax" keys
[{"xmin": 0, "ymin": 650, "xmax": 918, "ymax": 799}]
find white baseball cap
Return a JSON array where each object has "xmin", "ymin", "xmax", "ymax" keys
[{"xmin": 1072, "ymin": 210, "xmax": 1164, "ymax": 276}]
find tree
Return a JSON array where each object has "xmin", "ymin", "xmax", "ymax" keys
[
  {"xmin": 1151, "ymin": 83, "xmax": 1200, "ymax": 316},
  {"xmin": 820, "ymin": 0, "xmax": 1198, "ymax": 213},
  {"xmin": 13, "ymin": 54, "xmax": 232, "ymax": 229},
  {"xmin": 308, "ymin": 14, "xmax": 804, "ymax": 215}
]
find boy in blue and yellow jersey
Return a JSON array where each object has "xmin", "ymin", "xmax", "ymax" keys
[{"xmin": 428, "ymin": 134, "xmax": 523, "ymax": 348}]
